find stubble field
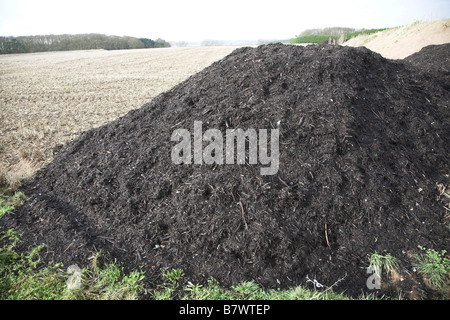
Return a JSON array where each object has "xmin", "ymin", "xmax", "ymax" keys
[{"xmin": 0, "ymin": 46, "xmax": 239, "ymax": 186}]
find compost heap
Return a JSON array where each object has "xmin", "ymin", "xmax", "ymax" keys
[
  {"xmin": 405, "ymin": 43, "xmax": 450, "ymax": 86},
  {"xmin": 405, "ymin": 43, "xmax": 450, "ymax": 72},
  {"xmin": 2, "ymin": 43, "xmax": 449, "ymax": 297}
]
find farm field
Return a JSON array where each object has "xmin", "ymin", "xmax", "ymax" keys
[{"xmin": 0, "ymin": 46, "xmax": 239, "ymax": 185}]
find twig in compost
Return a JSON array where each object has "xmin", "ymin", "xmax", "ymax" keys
[
  {"xmin": 325, "ymin": 224, "xmax": 331, "ymax": 249},
  {"xmin": 170, "ymin": 120, "xmax": 185, "ymax": 128},
  {"xmin": 63, "ymin": 242, "xmax": 73, "ymax": 254},
  {"xmin": 239, "ymin": 201, "xmax": 248, "ymax": 230}
]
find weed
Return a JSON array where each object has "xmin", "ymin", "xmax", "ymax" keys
[
  {"xmin": 0, "ymin": 204, "xmax": 14, "ymax": 219},
  {"xmin": 414, "ymin": 246, "xmax": 450, "ymax": 289},
  {"xmin": 152, "ymin": 268, "xmax": 185, "ymax": 300},
  {"xmin": 77, "ymin": 260, "xmax": 146, "ymax": 300},
  {"xmin": 162, "ymin": 268, "xmax": 185, "ymax": 284}
]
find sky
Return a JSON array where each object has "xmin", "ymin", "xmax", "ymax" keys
[{"xmin": 0, "ymin": 0, "xmax": 449, "ymax": 42}]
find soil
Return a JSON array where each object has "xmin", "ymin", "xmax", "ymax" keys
[{"xmin": 2, "ymin": 43, "xmax": 449, "ymax": 298}]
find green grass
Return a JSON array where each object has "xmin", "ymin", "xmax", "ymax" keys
[
  {"xmin": 369, "ymin": 251, "xmax": 399, "ymax": 276},
  {"xmin": 289, "ymin": 28, "xmax": 389, "ymax": 44},
  {"xmin": 0, "ymin": 188, "xmax": 25, "ymax": 219},
  {"xmin": 152, "ymin": 269, "xmax": 352, "ymax": 300},
  {"xmin": 183, "ymin": 279, "xmax": 350, "ymax": 300},
  {"xmin": 290, "ymin": 35, "xmax": 339, "ymax": 44},
  {"xmin": 340, "ymin": 28, "xmax": 389, "ymax": 42}
]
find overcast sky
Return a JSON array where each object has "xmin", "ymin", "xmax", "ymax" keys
[{"xmin": 0, "ymin": 0, "xmax": 449, "ymax": 42}]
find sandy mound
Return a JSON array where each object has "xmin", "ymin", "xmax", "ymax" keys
[
  {"xmin": 2, "ymin": 43, "xmax": 449, "ymax": 298},
  {"xmin": 344, "ymin": 19, "xmax": 450, "ymax": 59}
]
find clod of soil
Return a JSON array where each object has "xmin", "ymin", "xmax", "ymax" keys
[{"xmin": 2, "ymin": 43, "xmax": 449, "ymax": 298}]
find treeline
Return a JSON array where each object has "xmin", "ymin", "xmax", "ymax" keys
[{"xmin": 0, "ymin": 33, "xmax": 170, "ymax": 54}]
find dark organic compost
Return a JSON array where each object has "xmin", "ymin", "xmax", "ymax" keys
[{"xmin": 2, "ymin": 43, "xmax": 449, "ymax": 297}]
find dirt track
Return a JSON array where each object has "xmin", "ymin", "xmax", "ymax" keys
[{"xmin": 0, "ymin": 46, "xmax": 239, "ymax": 181}]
